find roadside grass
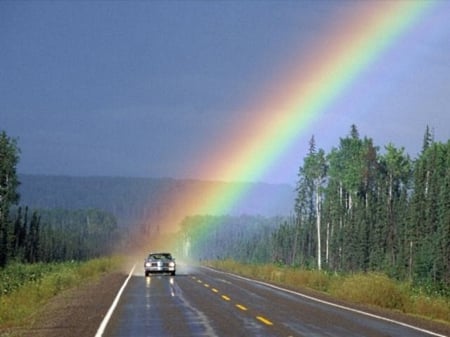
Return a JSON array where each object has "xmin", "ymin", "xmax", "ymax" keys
[
  {"xmin": 0, "ymin": 256, "xmax": 123, "ymax": 330},
  {"xmin": 207, "ymin": 259, "xmax": 449, "ymax": 324}
]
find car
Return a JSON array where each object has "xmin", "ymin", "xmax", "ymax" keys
[{"xmin": 144, "ymin": 252, "xmax": 176, "ymax": 276}]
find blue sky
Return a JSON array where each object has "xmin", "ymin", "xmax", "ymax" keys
[{"xmin": 1, "ymin": 1, "xmax": 449, "ymax": 184}]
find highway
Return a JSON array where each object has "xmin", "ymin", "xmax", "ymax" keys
[{"xmin": 102, "ymin": 265, "xmax": 446, "ymax": 337}]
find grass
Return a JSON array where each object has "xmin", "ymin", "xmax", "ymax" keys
[
  {"xmin": 207, "ymin": 259, "xmax": 450, "ymax": 324},
  {"xmin": 0, "ymin": 256, "xmax": 123, "ymax": 330}
]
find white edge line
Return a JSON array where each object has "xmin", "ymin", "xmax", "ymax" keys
[
  {"xmin": 95, "ymin": 264, "xmax": 136, "ymax": 337},
  {"xmin": 204, "ymin": 267, "xmax": 447, "ymax": 337}
]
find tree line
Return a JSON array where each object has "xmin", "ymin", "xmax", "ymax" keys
[
  {"xmin": 18, "ymin": 174, "xmax": 293, "ymax": 228},
  {"xmin": 178, "ymin": 125, "xmax": 449, "ymax": 290},
  {"xmin": 9, "ymin": 207, "xmax": 119, "ymax": 264},
  {"xmin": 0, "ymin": 131, "xmax": 119, "ymax": 267},
  {"xmin": 284, "ymin": 125, "xmax": 449, "ymax": 288},
  {"xmin": 177, "ymin": 214, "xmax": 280, "ymax": 263},
  {"xmin": 2, "ymin": 125, "xmax": 449, "ymax": 289}
]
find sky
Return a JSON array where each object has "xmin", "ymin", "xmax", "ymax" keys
[{"xmin": 1, "ymin": 1, "xmax": 449, "ymax": 185}]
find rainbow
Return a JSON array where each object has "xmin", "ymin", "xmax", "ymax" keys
[{"xmin": 150, "ymin": 1, "xmax": 437, "ymax": 246}]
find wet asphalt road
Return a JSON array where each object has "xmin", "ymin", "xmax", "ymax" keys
[{"xmin": 103, "ymin": 265, "xmax": 445, "ymax": 337}]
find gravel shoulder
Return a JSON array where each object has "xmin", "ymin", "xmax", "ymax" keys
[{"xmin": 4, "ymin": 272, "xmax": 127, "ymax": 337}]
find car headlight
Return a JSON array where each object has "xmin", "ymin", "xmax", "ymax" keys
[
  {"xmin": 145, "ymin": 262, "xmax": 151, "ymax": 267},
  {"xmin": 169, "ymin": 261, "xmax": 175, "ymax": 267}
]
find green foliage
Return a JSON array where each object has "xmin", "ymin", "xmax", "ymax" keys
[
  {"xmin": 0, "ymin": 130, "xmax": 120, "ymax": 269},
  {"xmin": 330, "ymin": 273, "xmax": 409, "ymax": 310},
  {"xmin": 182, "ymin": 125, "xmax": 450, "ymax": 292},
  {"xmin": 294, "ymin": 135, "xmax": 327, "ymax": 270},
  {"xmin": 37, "ymin": 208, "xmax": 119, "ymax": 261},
  {"xmin": 0, "ymin": 257, "xmax": 122, "ymax": 328},
  {"xmin": 0, "ymin": 131, "xmax": 20, "ymax": 268},
  {"xmin": 288, "ymin": 125, "xmax": 449, "ymax": 289},
  {"xmin": 0, "ymin": 263, "xmax": 54, "ymax": 296},
  {"xmin": 6, "ymin": 207, "xmax": 119, "ymax": 264},
  {"xmin": 177, "ymin": 214, "xmax": 280, "ymax": 263}
]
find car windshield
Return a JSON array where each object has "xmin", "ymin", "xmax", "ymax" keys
[{"xmin": 149, "ymin": 253, "xmax": 172, "ymax": 260}]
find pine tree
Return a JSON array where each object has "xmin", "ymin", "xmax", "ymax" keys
[
  {"xmin": 379, "ymin": 144, "xmax": 411, "ymax": 275},
  {"xmin": 437, "ymin": 141, "xmax": 450, "ymax": 285},
  {"xmin": 0, "ymin": 131, "xmax": 20, "ymax": 267},
  {"xmin": 422, "ymin": 125, "xmax": 433, "ymax": 153},
  {"xmin": 302, "ymin": 136, "xmax": 327, "ymax": 269},
  {"xmin": 25, "ymin": 211, "xmax": 40, "ymax": 263}
]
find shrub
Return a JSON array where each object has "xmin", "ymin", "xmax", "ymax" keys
[
  {"xmin": 408, "ymin": 294, "xmax": 449, "ymax": 322},
  {"xmin": 0, "ymin": 256, "xmax": 122, "ymax": 329},
  {"xmin": 284, "ymin": 268, "xmax": 331, "ymax": 292},
  {"xmin": 329, "ymin": 273, "xmax": 409, "ymax": 310}
]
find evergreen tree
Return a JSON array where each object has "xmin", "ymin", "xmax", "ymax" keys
[
  {"xmin": 378, "ymin": 144, "xmax": 411, "ymax": 275},
  {"xmin": 0, "ymin": 131, "xmax": 20, "ymax": 267},
  {"xmin": 300, "ymin": 136, "xmax": 327, "ymax": 269},
  {"xmin": 11, "ymin": 206, "xmax": 27, "ymax": 260},
  {"xmin": 25, "ymin": 211, "xmax": 40, "ymax": 263},
  {"xmin": 326, "ymin": 126, "xmax": 365, "ymax": 271},
  {"xmin": 437, "ymin": 141, "xmax": 450, "ymax": 285},
  {"xmin": 422, "ymin": 125, "xmax": 433, "ymax": 153}
]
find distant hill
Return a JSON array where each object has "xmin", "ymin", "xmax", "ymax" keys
[{"xmin": 18, "ymin": 175, "xmax": 295, "ymax": 228}]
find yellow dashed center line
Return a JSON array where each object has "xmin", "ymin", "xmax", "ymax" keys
[
  {"xmin": 194, "ymin": 278, "xmax": 275, "ymax": 328},
  {"xmin": 256, "ymin": 316, "xmax": 273, "ymax": 326},
  {"xmin": 235, "ymin": 304, "xmax": 248, "ymax": 311}
]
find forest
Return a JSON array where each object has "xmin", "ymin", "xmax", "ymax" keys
[
  {"xmin": 0, "ymin": 132, "xmax": 291, "ymax": 268},
  {"xmin": 0, "ymin": 132, "xmax": 119, "ymax": 267},
  {"xmin": 2, "ymin": 205, "xmax": 119, "ymax": 266},
  {"xmin": 177, "ymin": 125, "xmax": 450, "ymax": 290},
  {"xmin": 1, "ymin": 125, "xmax": 449, "ymax": 292}
]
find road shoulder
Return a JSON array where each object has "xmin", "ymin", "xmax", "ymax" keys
[{"xmin": 4, "ymin": 272, "xmax": 126, "ymax": 337}]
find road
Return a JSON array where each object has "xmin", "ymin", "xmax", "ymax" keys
[{"xmin": 102, "ymin": 265, "xmax": 446, "ymax": 337}]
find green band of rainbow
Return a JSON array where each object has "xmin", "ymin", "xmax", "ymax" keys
[
  {"xmin": 149, "ymin": 1, "xmax": 437, "ymax": 244},
  {"xmin": 190, "ymin": 1, "xmax": 434, "ymax": 215}
]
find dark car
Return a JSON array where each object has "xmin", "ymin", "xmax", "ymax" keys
[{"xmin": 144, "ymin": 252, "xmax": 176, "ymax": 276}]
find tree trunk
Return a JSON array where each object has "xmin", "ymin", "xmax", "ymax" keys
[{"xmin": 316, "ymin": 183, "xmax": 321, "ymax": 270}]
